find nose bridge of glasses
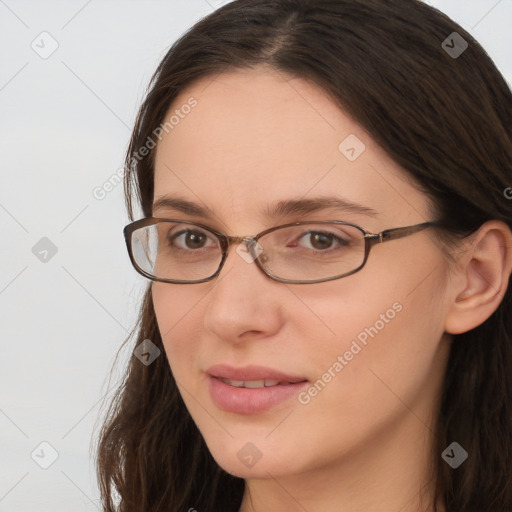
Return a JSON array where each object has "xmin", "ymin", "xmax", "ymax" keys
[
  {"xmin": 222, "ymin": 234, "xmax": 265, "ymax": 265},
  {"xmin": 225, "ymin": 234, "xmax": 257, "ymax": 248}
]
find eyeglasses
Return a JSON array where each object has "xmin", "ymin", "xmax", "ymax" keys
[{"xmin": 123, "ymin": 218, "xmax": 437, "ymax": 284}]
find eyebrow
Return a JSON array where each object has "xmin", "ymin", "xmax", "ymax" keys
[{"xmin": 152, "ymin": 194, "xmax": 378, "ymax": 220}]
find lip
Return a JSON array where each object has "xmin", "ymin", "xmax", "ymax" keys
[
  {"xmin": 207, "ymin": 364, "xmax": 307, "ymax": 383},
  {"xmin": 206, "ymin": 364, "xmax": 309, "ymax": 414}
]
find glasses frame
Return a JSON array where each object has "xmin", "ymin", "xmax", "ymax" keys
[{"xmin": 123, "ymin": 217, "xmax": 438, "ymax": 285}]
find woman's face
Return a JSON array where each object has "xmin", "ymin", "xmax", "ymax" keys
[{"xmin": 151, "ymin": 66, "xmax": 453, "ymax": 480}]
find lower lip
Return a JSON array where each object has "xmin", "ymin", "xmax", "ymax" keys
[{"xmin": 207, "ymin": 375, "xmax": 309, "ymax": 414}]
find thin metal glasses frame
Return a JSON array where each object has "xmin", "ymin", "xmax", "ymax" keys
[{"xmin": 123, "ymin": 217, "xmax": 437, "ymax": 284}]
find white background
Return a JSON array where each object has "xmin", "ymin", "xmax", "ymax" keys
[{"xmin": 1, "ymin": 0, "xmax": 511, "ymax": 510}]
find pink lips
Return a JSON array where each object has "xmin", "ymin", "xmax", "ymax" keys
[{"xmin": 206, "ymin": 364, "xmax": 309, "ymax": 414}]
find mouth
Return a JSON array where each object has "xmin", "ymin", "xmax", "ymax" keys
[
  {"xmin": 217, "ymin": 377, "xmax": 305, "ymax": 388},
  {"xmin": 206, "ymin": 364, "xmax": 309, "ymax": 414}
]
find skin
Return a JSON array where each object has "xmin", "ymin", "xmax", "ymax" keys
[{"xmin": 150, "ymin": 65, "xmax": 512, "ymax": 512}]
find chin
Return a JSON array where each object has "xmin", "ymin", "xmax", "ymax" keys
[
  {"xmin": 201, "ymin": 434, "xmax": 303, "ymax": 480},
  {"xmin": 212, "ymin": 452, "xmax": 293, "ymax": 480}
]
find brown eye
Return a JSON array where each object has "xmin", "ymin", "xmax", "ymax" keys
[
  {"xmin": 308, "ymin": 232, "xmax": 334, "ymax": 250},
  {"xmin": 169, "ymin": 229, "xmax": 216, "ymax": 251},
  {"xmin": 297, "ymin": 231, "xmax": 350, "ymax": 251}
]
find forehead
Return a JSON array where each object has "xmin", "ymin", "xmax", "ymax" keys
[{"xmin": 152, "ymin": 67, "xmax": 429, "ymax": 229}]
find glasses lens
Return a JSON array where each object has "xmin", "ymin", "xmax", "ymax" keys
[
  {"xmin": 257, "ymin": 223, "xmax": 366, "ymax": 281},
  {"xmin": 130, "ymin": 221, "xmax": 223, "ymax": 281},
  {"xmin": 129, "ymin": 221, "xmax": 366, "ymax": 283}
]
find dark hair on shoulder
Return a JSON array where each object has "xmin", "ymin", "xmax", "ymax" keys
[{"xmin": 95, "ymin": 1, "xmax": 512, "ymax": 510}]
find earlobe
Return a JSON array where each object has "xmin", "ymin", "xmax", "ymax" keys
[{"xmin": 445, "ymin": 221, "xmax": 512, "ymax": 335}]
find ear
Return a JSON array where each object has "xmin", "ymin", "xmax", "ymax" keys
[{"xmin": 444, "ymin": 221, "xmax": 512, "ymax": 335}]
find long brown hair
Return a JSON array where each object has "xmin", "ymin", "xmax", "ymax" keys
[{"xmin": 95, "ymin": 1, "xmax": 512, "ymax": 510}]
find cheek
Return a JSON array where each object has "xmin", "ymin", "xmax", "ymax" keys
[
  {"xmin": 292, "ymin": 257, "xmax": 448, "ymax": 428},
  {"xmin": 151, "ymin": 283, "xmax": 205, "ymax": 376},
  {"xmin": 288, "ymin": 283, "xmax": 405, "ymax": 394}
]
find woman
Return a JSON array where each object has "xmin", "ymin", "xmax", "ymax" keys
[{"xmin": 96, "ymin": 1, "xmax": 512, "ymax": 510}]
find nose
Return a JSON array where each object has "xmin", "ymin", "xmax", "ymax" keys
[{"xmin": 202, "ymin": 239, "xmax": 284, "ymax": 344}]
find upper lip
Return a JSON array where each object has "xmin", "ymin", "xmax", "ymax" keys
[{"xmin": 207, "ymin": 364, "xmax": 308, "ymax": 383}]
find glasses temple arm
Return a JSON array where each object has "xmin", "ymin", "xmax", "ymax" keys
[{"xmin": 378, "ymin": 221, "xmax": 438, "ymax": 242}]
